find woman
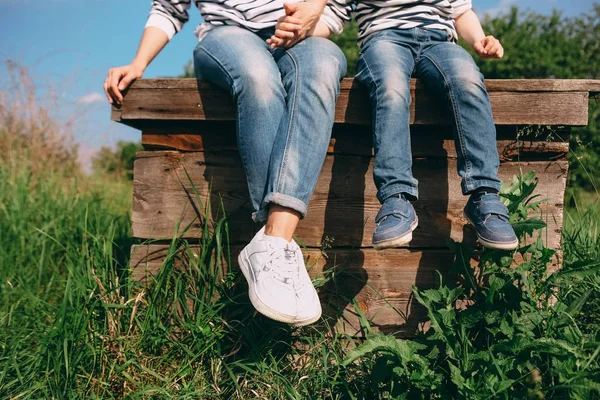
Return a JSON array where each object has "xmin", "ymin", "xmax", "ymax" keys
[{"xmin": 104, "ymin": 0, "xmax": 350, "ymax": 326}]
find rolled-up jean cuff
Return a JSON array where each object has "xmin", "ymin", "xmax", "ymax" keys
[
  {"xmin": 377, "ymin": 184, "xmax": 419, "ymax": 204},
  {"xmin": 251, "ymin": 192, "xmax": 308, "ymax": 223},
  {"xmin": 462, "ymin": 179, "xmax": 502, "ymax": 196}
]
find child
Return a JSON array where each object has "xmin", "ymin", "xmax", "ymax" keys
[{"xmin": 271, "ymin": 0, "xmax": 518, "ymax": 251}]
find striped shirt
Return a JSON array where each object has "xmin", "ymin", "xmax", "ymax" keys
[
  {"xmin": 146, "ymin": 0, "xmax": 352, "ymax": 42},
  {"xmin": 353, "ymin": 0, "xmax": 472, "ymax": 45}
]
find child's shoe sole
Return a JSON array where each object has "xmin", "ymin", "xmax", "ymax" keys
[
  {"xmin": 464, "ymin": 212, "xmax": 518, "ymax": 251},
  {"xmin": 373, "ymin": 219, "xmax": 419, "ymax": 250}
]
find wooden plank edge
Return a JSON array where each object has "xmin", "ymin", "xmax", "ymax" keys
[
  {"xmin": 111, "ymin": 107, "xmax": 122, "ymax": 122},
  {"xmin": 139, "ymin": 133, "xmax": 569, "ymax": 161},
  {"xmin": 127, "ymin": 78, "xmax": 600, "ymax": 93},
  {"xmin": 115, "ymin": 91, "xmax": 591, "ymax": 127}
]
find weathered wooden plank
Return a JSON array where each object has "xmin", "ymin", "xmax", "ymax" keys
[
  {"xmin": 120, "ymin": 78, "xmax": 600, "ymax": 93},
  {"xmin": 112, "ymin": 79, "xmax": 592, "ymax": 127},
  {"xmin": 132, "ymin": 151, "xmax": 567, "ymax": 249},
  {"xmin": 130, "ymin": 244, "xmax": 562, "ymax": 336},
  {"xmin": 482, "ymin": 79, "xmax": 600, "ymax": 93},
  {"xmin": 133, "ymin": 120, "xmax": 569, "ymax": 140},
  {"xmin": 141, "ymin": 131, "xmax": 569, "ymax": 160}
]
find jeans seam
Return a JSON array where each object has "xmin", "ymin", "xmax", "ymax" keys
[
  {"xmin": 275, "ymin": 50, "xmax": 301, "ymax": 195},
  {"xmin": 422, "ymin": 54, "xmax": 473, "ymax": 189},
  {"xmin": 195, "ymin": 45, "xmax": 237, "ymax": 94},
  {"xmin": 358, "ymin": 54, "xmax": 380, "ymax": 147},
  {"xmin": 195, "ymin": 45, "xmax": 258, "ymax": 206}
]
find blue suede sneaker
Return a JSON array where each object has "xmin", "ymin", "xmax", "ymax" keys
[
  {"xmin": 464, "ymin": 192, "xmax": 518, "ymax": 250},
  {"xmin": 372, "ymin": 194, "xmax": 418, "ymax": 250}
]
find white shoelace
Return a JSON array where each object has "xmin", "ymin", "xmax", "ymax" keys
[{"xmin": 264, "ymin": 243, "xmax": 306, "ymax": 293}]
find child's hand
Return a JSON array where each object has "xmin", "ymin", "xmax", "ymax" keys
[
  {"xmin": 473, "ymin": 35, "xmax": 504, "ymax": 59},
  {"xmin": 266, "ymin": 1, "xmax": 324, "ymax": 49}
]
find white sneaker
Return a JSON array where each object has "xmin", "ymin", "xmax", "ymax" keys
[{"xmin": 237, "ymin": 227, "xmax": 321, "ymax": 325}]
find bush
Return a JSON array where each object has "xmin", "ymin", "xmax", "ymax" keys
[
  {"xmin": 92, "ymin": 140, "xmax": 143, "ymax": 180},
  {"xmin": 0, "ymin": 60, "xmax": 79, "ymax": 176},
  {"xmin": 344, "ymin": 172, "xmax": 600, "ymax": 399}
]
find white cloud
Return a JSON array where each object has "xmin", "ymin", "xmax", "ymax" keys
[
  {"xmin": 480, "ymin": 0, "xmax": 518, "ymax": 18},
  {"xmin": 78, "ymin": 92, "xmax": 104, "ymax": 104}
]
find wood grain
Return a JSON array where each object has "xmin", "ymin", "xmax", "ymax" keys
[
  {"xmin": 141, "ymin": 132, "xmax": 569, "ymax": 161},
  {"xmin": 131, "ymin": 151, "xmax": 568, "ymax": 249},
  {"xmin": 129, "ymin": 244, "xmax": 453, "ymax": 336},
  {"xmin": 116, "ymin": 77, "xmax": 585, "ymax": 336},
  {"xmin": 130, "ymin": 244, "xmax": 562, "ymax": 336},
  {"xmin": 111, "ymin": 78, "xmax": 594, "ymax": 127},
  {"xmin": 118, "ymin": 78, "xmax": 600, "ymax": 93}
]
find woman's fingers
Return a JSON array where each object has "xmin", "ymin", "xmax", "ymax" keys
[
  {"xmin": 107, "ymin": 67, "xmax": 128, "ymax": 104},
  {"xmin": 278, "ymin": 15, "xmax": 302, "ymax": 26},
  {"xmin": 277, "ymin": 21, "xmax": 302, "ymax": 32},
  {"xmin": 103, "ymin": 78, "xmax": 113, "ymax": 104},
  {"xmin": 118, "ymin": 71, "xmax": 139, "ymax": 92},
  {"xmin": 268, "ymin": 35, "xmax": 285, "ymax": 49},
  {"xmin": 104, "ymin": 65, "xmax": 143, "ymax": 105},
  {"xmin": 275, "ymin": 29, "xmax": 296, "ymax": 39}
]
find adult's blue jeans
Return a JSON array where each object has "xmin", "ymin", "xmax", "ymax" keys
[
  {"xmin": 355, "ymin": 28, "xmax": 501, "ymax": 203},
  {"xmin": 193, "ymin": 26, "xmax": 347, "ymax": 222}
]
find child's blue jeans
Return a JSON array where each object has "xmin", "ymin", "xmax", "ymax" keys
[{"xmin": 356, "ymin": 27, "xmax": 502, "ymax": 202}]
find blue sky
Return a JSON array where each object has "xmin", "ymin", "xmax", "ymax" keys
[{"xmin": 0, "ymin": 0, "xmax": 595, "ymax": 165}]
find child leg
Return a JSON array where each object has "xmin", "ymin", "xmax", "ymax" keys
[
  {"xmin": 355, "ymin": 30, "xmax": 419, "ymax": 249},
  {"xmin": 416, "ymin": 39, "xmax": 517, "ymax": 250},
  {"xmin": 416, "ymin": 40, "xmax": 501, "ymax": 195}
]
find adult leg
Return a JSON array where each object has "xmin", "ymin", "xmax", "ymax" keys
[
  {"xmin": 193, "ymin": 26, "xmax": 285, "ymax": 215},
  {"xmin": 258, "ymin": 37, "xmax": 347, "ymax": 325},
  {"xmin": 257, "ymin": 37, "xmax": 347, "ymax": 239},
  {"xmin": 355, "ymin": 30, "xmax": 419, "ymax": 249},
  {"xmin": 195, "ymin": 27, "xmax": 306, "ymax": 324}
]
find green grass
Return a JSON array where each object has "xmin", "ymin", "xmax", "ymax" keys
[
  {"xmin": 0, "ymin": 155, "xmax": 374, "ymax": 398},
  {"xmin": 0, "ymin": 62, "xmax": 599, "ymax": 396},
  {"xmin": 2, "ymin": 150, "xmax": 600, "ymax": 398},
  {"xmin": 564, "ymin": 195, "xmax": 600, "ymax": 336},
  {"xmin": 0, "ymin": 157, "xmax": 132, "ymax": 397}
]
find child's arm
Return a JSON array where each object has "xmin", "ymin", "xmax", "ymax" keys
[{"xmin": 455, "ymin": 9, "xmax": 504, "ymax": 59}]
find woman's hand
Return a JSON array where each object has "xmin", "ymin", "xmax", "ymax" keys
[
  {"xmin": 104, "ymin": 63, "xmax": 145, "ymax": 105},
  {"xmin": 267, "ymin": 14, "xmax": 304, "ymax": 48},
  {"xmin": 267, "ymin": 1, "xmax": 326, "ymax": 49}
]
